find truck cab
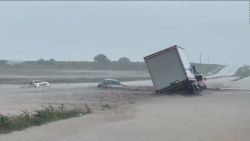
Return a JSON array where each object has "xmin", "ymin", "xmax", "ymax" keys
[
  {"xmin": 191, "ymin": 65, "xmax": 207, "ymax": 89},
  {"xmin": 195, "ymin": 73, "xmax": 207, "ymax": 89}
]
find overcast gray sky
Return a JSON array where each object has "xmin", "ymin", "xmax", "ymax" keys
[{"xmin": 0, "ymin": 1, "xmax": 249, "ymax": 65}]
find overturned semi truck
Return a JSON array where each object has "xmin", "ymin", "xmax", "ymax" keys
[{"xmin": 144, "ymin": 45, "xmax": 202, "ymax": 95}]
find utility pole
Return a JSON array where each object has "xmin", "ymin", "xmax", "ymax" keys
[
  {"xmin": 200, "ymin": 53, "xmax": 202, "ymax": 64},
  {"xmin": 68, "ymin": 52, "xmax": 71, "ymax": 61},
  {"xmin": 249, "ymin": 0, "xmax": 250, "ymax": 24}
]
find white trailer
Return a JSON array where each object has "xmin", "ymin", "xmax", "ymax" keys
[{"xmin": 144, "ymin": 45, "xmax": 201, "ymax": 94}]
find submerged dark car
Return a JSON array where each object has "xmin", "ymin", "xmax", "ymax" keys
[{"xmin": 97, "ymin": 79, "xmax": 125, "ymax": 88}]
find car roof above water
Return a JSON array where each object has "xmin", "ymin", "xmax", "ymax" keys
[
  {"xmin": 32, "ymin": 80, "xmax": 41, "ymax": 82},
  {"xmin": 102, "ymin": 79, "xmax": 122, "ymax": 84},
  {"xmin": 103, "ymin": 79, "xmax": 119, "ymax": 81}
]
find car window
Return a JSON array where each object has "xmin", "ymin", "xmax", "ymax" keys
[
  {"xmin": 107, "ymin": 80, "xmax": 112, "ymax": 84},
  {"xmin": 195, "ymin": 75, "xmax": 203, "ymax": 81},
  {"xmin": 104, "ymin": 80, "xmax": 109, "ymax": 84},
  {"xmin": 111, "ymin": 80, "xmax": 121, "ymax": 85}
]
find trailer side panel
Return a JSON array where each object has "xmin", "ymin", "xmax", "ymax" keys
[{"xmin": 145, "ymin": 47, "xmax": 186, "ymax": 90}]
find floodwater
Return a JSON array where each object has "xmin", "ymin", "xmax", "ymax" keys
[{"xmin": 1, "ymin": 70, "xmax": 250, "ymax": 141}]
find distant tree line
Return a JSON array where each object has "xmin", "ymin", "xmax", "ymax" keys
[
  {"xmin": 234, "ymin": 65, "xmax": 250, "ymax": 78},
  {"xmin": 93, "ymin": 54, "xmax": 134, "ymax": 69},
  {"xmin": 1, "ymin": 54, "xmax": 146, "ymax": 70},
  {"xmin": 0, "ymin": 60, "xmax": 7, "ymax": 65},
  {"xmin": 93, "ymin": 54, "xmax": 130, "ymax": 63},
  {"xmin": 0, "ymin": 54, "xmax": 225, "ymax": 73}
]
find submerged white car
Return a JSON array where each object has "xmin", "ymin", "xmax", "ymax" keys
[
  {"xmin": 97, "ymin": 79, "xmax": 125, "ymax": 88},
  {"xmin": 29, "ymin": 80, "xmax": 50, "ymax": 87}
]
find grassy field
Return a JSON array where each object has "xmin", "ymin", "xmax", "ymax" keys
[
  {"xmin": 191, "ymin": 63, "xmax": 224, "ymax": 76},
  {"xmin": 233, "ymin": 65, "xmax": 250, "ymax": 81},
  {"xmin": 0, "ymin": 62, "xmax": 224, "ymax": 84},
  {"xmin": 0, "ymin": 105, "xmax": 91, "ymax": 134}
]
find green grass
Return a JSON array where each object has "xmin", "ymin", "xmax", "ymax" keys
[
  {"xmin": 233, "ymin": 65, "xmax": 250, "ymax": 81},
  {"xmin": 191, "ymin": 63, "xmax": 225, "ymax": 76},
  {"xmin": 0, "ymin": 104, "xmax": 91, "ymax": 134}
]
